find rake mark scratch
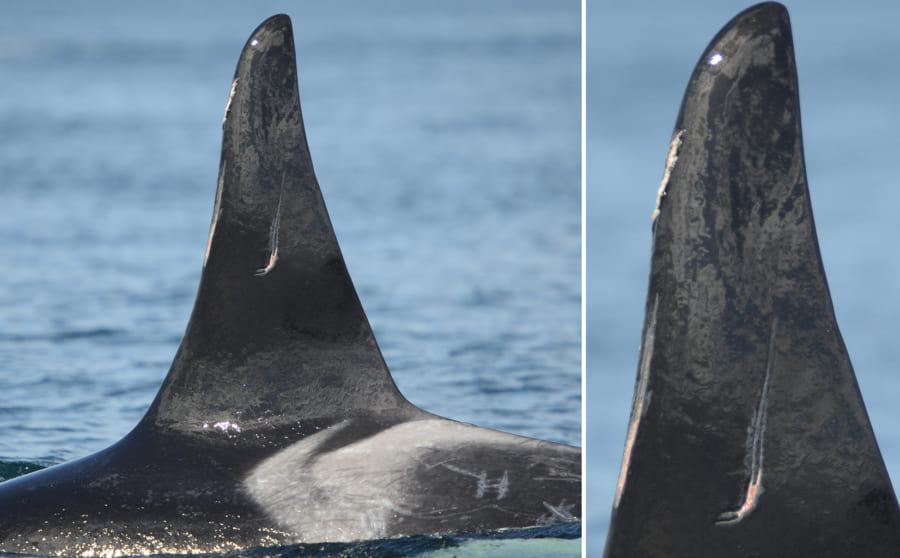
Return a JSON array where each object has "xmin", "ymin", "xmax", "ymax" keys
[
  {"xmin": 716, "ymin": 317, "xmax": 777, "ymax": 526},
  {"xmin": 254, "ymin": 173, "xmax": 285, "ymax": 277}
]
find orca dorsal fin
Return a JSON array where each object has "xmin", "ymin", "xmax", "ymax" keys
[
  {"xmin": 605, "ymin": 3, "xmax": 900, "ymax": 556},
  {"xmin": 139, "ymin": 15, "xmax": 414, "ymax": 440}
]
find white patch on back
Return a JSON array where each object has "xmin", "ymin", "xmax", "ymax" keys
[{"xmin": 243, "ymin": 419, "xmax": 571, "ymax": 542}]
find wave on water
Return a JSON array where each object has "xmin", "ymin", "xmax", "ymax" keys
[
  {"xmin": 0, "ymin": 328, "xmax": 126, "ymax": 344},
  {"xmin": 229, "ymin": 523, "xmax": 581, "ymax": 558}
]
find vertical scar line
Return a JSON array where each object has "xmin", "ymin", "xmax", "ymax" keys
[
  {"xmin": 716, "ymin": 316, "xmax": 777, "ymax": 526},
  {"xmin": 254, "ymin": 172, "xmax": 285, "ymax": 277}
]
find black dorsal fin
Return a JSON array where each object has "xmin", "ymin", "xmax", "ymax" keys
[
  {"xmin": 605, "ymin": 3, "xmax": 900, "ymax": 556},
  {"xmin": 139, "ymin": 15, "xmax": 413, "ymax": 440}
]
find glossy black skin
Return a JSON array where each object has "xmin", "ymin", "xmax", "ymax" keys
[
  {"xmin": 604, "ymin": 3, "xmax": 900, "ymax": 556},
  {"xmin": 0, "ymin": 15, "xmax": 580, "ymax": 556}
]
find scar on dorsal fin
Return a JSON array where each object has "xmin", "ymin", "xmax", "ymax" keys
[{"xmin": 715, "ymin": 317, "xmax": 775, "ymax": 526}]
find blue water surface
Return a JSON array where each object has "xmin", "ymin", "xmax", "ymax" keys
[
  {"xmin": 589, "ymin": 0, "xmax": 900, "ymax": 554},
  {"xmin": 0, "ymin": 1, "xmax": 581, "ymax": 556}
]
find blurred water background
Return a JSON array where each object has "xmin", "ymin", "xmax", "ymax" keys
[
  {"xmin": 0, "ymin": 1, "xmax": 581, "ymax": 556},
  {"xmin": 589, "ymin": 0, "xmax": 900, "ymax": 554}
]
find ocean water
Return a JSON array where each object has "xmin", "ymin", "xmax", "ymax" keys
[
  {"xmin": 0, "ymin": 1, "xmax": 581, "ymax": 556},
  {"xmin": 588, "ymin": 0, "xmax": 900, "ymax": 554}
]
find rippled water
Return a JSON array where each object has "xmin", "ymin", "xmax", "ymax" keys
[
  {"xmin": 589, "ymin": 0, "xmax": 900, "ymax": 554},
  {"xmin": 0, "ymin": 1, "xmax": 581, "ymax": 556}
]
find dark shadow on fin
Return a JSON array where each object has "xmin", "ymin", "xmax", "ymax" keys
[{"xmin": 604, "ymin": 3, "xmax": 900, "ymax": 556}]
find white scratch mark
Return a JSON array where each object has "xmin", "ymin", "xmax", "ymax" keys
[
  {"xmin": 532, "ymin": 475, "xmax": 579, "ymax": 483},
  {"xmin": 716, "ymin": 317, "xmax": 777, "ymax": 526},
  {"xmin": 254, "ymin": 173, "xmax": 285, "ymax": 277},
  {"xmin": 652, "ymin": 129, "xmax": 684, "ymax": 222},
  {"xmin": 222, "ymin": 78, "xmax": 238, "ymax": 125},
  {"xmin": 542, "ymin": 500, "xmax": 576, "ymax": 521},
  {"xmin": 614, "ymin": 295, "xmax": 658, "ymax": 508},
  {"xmin": 442, "ymin": 464, "xmax": 509, "ymax": 500},
  {"xmin": 497, "ymin": 470, "xmax": 509, "ymax": 500},
  {"xmin": 476, "ymin": 471, "xmax": 487, "ymax": 498}
]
